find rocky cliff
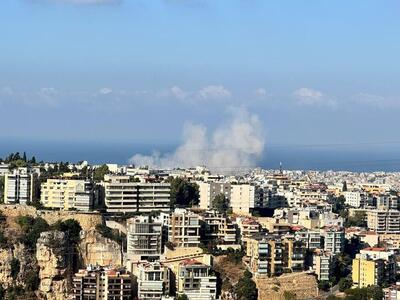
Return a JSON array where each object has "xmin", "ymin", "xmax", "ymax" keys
[
  {"xmin": 36, "ymin": 231, "xmax": 70, "ymax": 300},
  {"xmin": 79, "ymin": 229, "xmax": 122, "ymax": 266}
]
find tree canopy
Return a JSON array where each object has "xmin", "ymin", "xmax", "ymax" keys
[
  {"xmin": 167, "ymin": 177, "xmax": 199, "ymax": 207},
  {"xmin": 234, "ymin": 270, "xmax": 258, "ymax": 300},
  {"xmin": 212, "ymin": 193, "xmax": 230, "ymax": 214}
]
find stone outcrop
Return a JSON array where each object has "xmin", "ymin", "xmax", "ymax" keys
[
  {"xmin": 79, "ymin": 229, "xmax": 122, "ymax": 266},
  {"xmin": 0, "ymin": 243, "xmax": 35, "ymax": 288},
  {"xmin": 255, "ymin": 272, "xmax": 319, "ymax": 300},
  {"xmin": 0, "ymin": 205, "xmax": 103, "ymax": 231},
  {"xmin": 36, "ymin": 231, "xmax": 70, "ymax": 300}
]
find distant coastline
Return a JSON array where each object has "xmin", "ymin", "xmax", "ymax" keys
[{"xmin": 1, "ymin": 138, "xmax": 400, "ymax": 173}]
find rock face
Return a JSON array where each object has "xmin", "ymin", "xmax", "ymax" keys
[
  {"xmin": 79, "ymin": 229, "xmax": 122, "ymax": 266},
  {"xmin": 0, "ymin": 243, "xmax": 35, "ymax": 288},
  {"xmin": 255, "ymin": 272, "xmax": 319, "ymax": 300},
  {"xmin": 36, "ymin": 231, "xmax": 70, "ymax": 300},
  {"xmin": 0, "ymin": 205, "xmax": 103, "ymax": 231}
]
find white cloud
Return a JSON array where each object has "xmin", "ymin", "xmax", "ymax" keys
[
  {"xmin": 353, "ymin": 93, "xmax": 385, "ymax": 106},
  {"xmin": 197, "ymin": 85, "xmax": 231, "ymax": 99},
  {"xmin": 39, "ymin": 0, "xmax": 121, "ymax": 5},
  {"xmin": 170, "ymin": 86, "xmax": 188, "ymax": 100},
  {"xmin": 254, "ymin": 88, "xmax": 267, "ymax": 97},
  {"xmin": 36, "ymin": 87, "xmax": 58, "ymax": 105},
  {"xmin": 130, "ymin": 107, "xmax": 265, "ymax": 173},
  {"xmin": 293, "ymin": 87, "xmax": 336, "ymax": 107},
  {"xmin": 99, "ymin": 87, "xmax": 113, "ymax": 95},
  {"xmin": 163, "ymin": 85, "xmax": 231, "ymax": 103}
]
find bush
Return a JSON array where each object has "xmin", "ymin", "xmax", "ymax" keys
[
  {"xmin": 10, "ymin": 258, "xmax": 20, "ymax": 280},
  {"xmin": 25, "ymin": 269, "xmax": 40, "ymax": 291},
  {"xmin": 234, "ymin": 270, "xmax": 257, "ymax": 300},
  {"xmin": 52, "ymin": 219, "xmax": 82, "ymax": 244}
]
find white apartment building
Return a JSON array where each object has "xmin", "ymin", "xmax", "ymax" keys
[
  {"xmin": 0, "ymin": 163, "xmax": 9, "ymax": 176},
  {"xmin": 135, "ymin": 261, "xmax": 170, "ymax": 300},
  {"xmin": 4, "ymin": 167, "xmax": 36, "ymax": 204},
  {"xmin": 168, "ymin": 209, "xmax": 201, "ymax": 248},
  {"xmin": 177, "ymin": 259, "xmax": 217, "ymax": 300},
  {"xmin": 103, "ymin": 175, "xmax": 171, "ymax": 214},
  {"xmin": 343, "ymin": 191, "xmax": 365, "ymax": 208},
  {"xmin": 197, "ymin": 181, "xmax": 259, "ymax": 215},
  {"xmin": 367, "ymin": 210, "xmax": 400, "ymax": 234},
  {"xmin": 127, "ymin": 216, "xmax": 162, "ymax": 261},
  {"xmin": 230, "ymin": 184, "xmax": 257, "ymax": 215},
  {"xmin": 40, "ymin": 178, "xmax": 95, "ymax": 211},
  {"xmin": 323, "ymin": 227, "xmax": 345, "ymax": 254},
  {"xmin": 313, "ymin": 251, "xmax": 334, "ymax": 281}
]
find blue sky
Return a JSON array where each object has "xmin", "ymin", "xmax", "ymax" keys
[{"xmin": 1, "ymin": 0, "xmax": 400, "ymax": 148}]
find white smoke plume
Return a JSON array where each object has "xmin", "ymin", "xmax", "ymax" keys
[{"xmin": 129, "ymin": 108, "xmax": 265, "ymax": 173}]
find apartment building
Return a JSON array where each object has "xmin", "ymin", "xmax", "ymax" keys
[
  {"xmin": 352, "ymin": 247, "xmax": 396, "ymax": 288},
  {"xmin": 103, "ymin": 175, "xmax": 171, "ymax": 214},
  {"xmin": 367, "ymin": 210, "xmax": 400, "ymax": 234},
  {"xmin": 169, "ymin": 209, "xmax": 201, "ymax": 248},
  {"xmin": 342, "ymin": 191, "xmax": 365, "ymax": 208},
  {"xmin": 312, "ymin": 251, "xmax": 334, "ymax": 281},
  {"xmin": 323, "ymin": 227, "xmax": 345, "ymax": 254},
  {"xmin": 177, "ymin": 259, "xmax": 217, "ymax": 300},
  {"xmin": 72, "ymin": 266, "xmax": 133, "ymax": 299},
  {"xmin": 295, "ymin": 230, "xmax": 322, "ymax": 250},
  {"xmin": 246, "ymin": 234, "xmax": 304, "ymax": 276},
  {"xmin": 134, "ymin": 261, "xmax": 170, "ymax": 300},
  {"xmin": 127, "ymin": 216, "xmax": 163, "ymax": 261},
  {"xmin": 40, "ymin": 178, "xmax": 96, "ymax": 211},
  {"xmin": 230, "ymin": 184, "xmax": 259, "ymax": 215},
  {"xmin": 4, "ymin": 167, "xmax": 36, "ymax": 204},
  {"xmin": 197, "ymin": 182, "xmax": 261, "ymax": 215}
]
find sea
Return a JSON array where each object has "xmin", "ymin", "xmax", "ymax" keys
[{"xmin": 1, "ymin": 138, "xmax": 400, "ymax": 173}]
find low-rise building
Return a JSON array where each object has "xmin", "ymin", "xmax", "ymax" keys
[
  {"xmin": 72, "ymin": 265, "xmax": 133, "ymax": 299},
  {"xmin": 134, "ymin": 261, "xmax": 170, "ymax": 300},
  {"xmin": 177, "ymin": 259, "xmax": 217, "ymax": 300}
]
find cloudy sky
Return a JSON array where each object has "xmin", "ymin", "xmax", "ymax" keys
[{"xmin": 1, "ymin": 0, "xmax": 400, "ymax": 148}]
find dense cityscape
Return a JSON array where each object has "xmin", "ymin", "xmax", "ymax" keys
[{"xmin": 0, "ymin": 152, "xmax": 399, "ymax": 299}]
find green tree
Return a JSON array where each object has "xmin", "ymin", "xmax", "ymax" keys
[
  {"xmin": 318, "ymin": 281, "xmax": 330, "ymax": 292},
  {"xmin": 0, "ymin": 176, "xmax": 4, "ymax": 203},
  {"xmin": 346, "ymin": 211, "xmax": 367, "ymax": 227},
  {"xmin": 10, "ymin": 258, "xmax": 20, "ymax": 280},
  {"xmin": 25, "ymin": 269, "xmax": 40, "ymax": 291},
  {"xmin": 93, "ymin": 164, "xmax": 109, "ymax": 181},
  {"xmin": 212, "ymin": 193, "xmax": 229, "ymax": 213},
  {"xmin": 234, "ymin": 270, "xmax": 257, "ymax": 300},
  {"xmin": 167, "ymin": 177, "xmax": 199, "ymax": 207},
  {"xmin": 338, "ymin": 277, "xmax": 352, "ymax": 292},
  {"xmin": 176, "ymin": 294, "xmax": 189, "ymax": 300},
  {"xmin": 342, "ymin": 181, "xmax": 348, "ymax": 192},
  {"xmin": 53, "ymin": 219, "xmax": 82, "ymax": 244}
]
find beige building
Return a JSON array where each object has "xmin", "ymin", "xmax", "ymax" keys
[
  {"xmin": 72, "ymin": 266, "xmax": 133, "ymax": 299},
  {"xmin": 40, "ymin": 178, "xmax": 95, "ymax": 211},
  {"xmin": 169, "ymin": 209, "xmax": 201, "ymax": 248},
  {"xmin": 367, "ymin": 210, "xmax": 400, "ymax": 234}
]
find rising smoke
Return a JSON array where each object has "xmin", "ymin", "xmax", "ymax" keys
[{"xmin": 129, "ymin": 108, "xmax": 265, "ymax": 173}]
